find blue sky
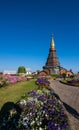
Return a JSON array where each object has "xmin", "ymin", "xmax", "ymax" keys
[{"xmin": 0, "ymin": 0, "xmax": 79, "ymax": 73}]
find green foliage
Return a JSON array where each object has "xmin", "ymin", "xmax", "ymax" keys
[
  {"xmin": 0, "ymin": 80, "xmax": 8, "ymax": 88},
  {"xmin": 51, "ymin": 74, "xmax": 59, "ymax": 78},
  {"xmin": 17, "ymin": 66, "xmax": 26, "ymax": 74}
]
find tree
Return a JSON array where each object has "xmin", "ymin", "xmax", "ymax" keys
[
  {"xmin": 17, "ymin": 66, "xmax": 26, "ymax": 74},
  {"xmin": 62, "ymin": 73, "xmax": 66, "ymax": 80}
]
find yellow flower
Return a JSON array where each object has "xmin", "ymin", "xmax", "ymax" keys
[{"xmin": 37, "ymin": 90, "xmax": 42, "ymax": 94}]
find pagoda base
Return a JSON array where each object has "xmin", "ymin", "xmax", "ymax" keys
[{"xmin": 43, "ymin": 66, "xmax": 60, "ymax": 75}]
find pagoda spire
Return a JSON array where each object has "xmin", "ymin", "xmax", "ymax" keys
[
  {"xmin": 43, "ymin": 34, "xmax": 60, "ymax": 74},
  {"xmin": 51, "ymin": 34, "xmax": 55, "ymax": 49}
]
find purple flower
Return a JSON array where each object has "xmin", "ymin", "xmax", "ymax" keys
[
  {"xmin": 29, "ymin": 90, "xmax": 37, "ymax": 97},
  {"xmin": 36, "ymin": 78, "xmax": 50, "ymax": 86},
  {"xmin": 47, "ymin": 99, "xmax": 54, "ymax": 104},
  {"xmin": 38, "ymin": 95, "xmax": 47, "ymax": 102},
  {"xmin": 48, "ymin": 121, "xmax": 58, "ymax": 130}
]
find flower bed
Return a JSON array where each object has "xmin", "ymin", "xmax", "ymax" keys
[
  {"xmin": 0, "ymin": 86, "xmax": 69, "ymax": 130},
  {"xmin": 60, "ymin": 79, "xmax": 79, "ymax": 87},
  {"xmin": 0, "ymin": 75, "xmax": 29, "ymax": 88},
  {"xmin": 67, "ymin": 79, "xmax": 79, "ymax": 87},
  {"xmin": 36, "ymin": 77, "xmax": 50, "ymax": 89}
]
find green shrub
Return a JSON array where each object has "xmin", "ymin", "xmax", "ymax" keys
[{"xmin": 17, "ymin": 66, "xmax": 26, "ymax": 74}]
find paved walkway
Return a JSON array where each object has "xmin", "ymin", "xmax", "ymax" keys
[{"xmin": 50, "ymin": 80, "xmax": 79, "ymax": 130}]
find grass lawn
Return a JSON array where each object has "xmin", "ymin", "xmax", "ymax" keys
[{"xmin": 0, "ymin": 79, "xmax": 37, "ymax": 109}]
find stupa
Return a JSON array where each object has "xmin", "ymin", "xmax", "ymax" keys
[{"xmin": 43, "ymin": 36, "xmax": 60, "ymax": 74}]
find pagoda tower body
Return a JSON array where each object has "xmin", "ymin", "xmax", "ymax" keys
[{"xmin": 43, "ymin": 36, "xmax": 60, "ymax": 74}]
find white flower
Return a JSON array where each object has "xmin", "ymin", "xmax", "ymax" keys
[
  {"xmin": 55, "ymin": 123, "xmax": 58, "ymax": 126},
  {"xmin": 39, "ymin": 127, "xmax": 43, "ymax": 130},
  {"xmin": 45, "ymin": 114, "xmax": 48, "ymax": 117},
  {"xmin": 23, "ymin": 117, "xmax": 28, "ymax": 121},
  {"xmin": 29, "ymin": 112, "xmax": 32, "ymax": 115},
  {"xmin": 30, "ymin": 121, "xmax": 35, "ymax": 125},
  {"xmin": 28, "ymin": 97, "xmax": 34, "ymax": 101},
  {"xmin": 39, "ymin": 121, "xmax": 42, "ymax": 125},
  {"xmin": 20, "ymin": 99, "xmax": 26, "ymax": 105},
  {"xmin": 35, "ymin": 118, "xmax": 38, "ymax": 121},
  {"xmin": 34, "ymin": 98, "xmax": 38, "ymax": 102},
  {"xmin": 58, "ymin": 100, "xmax": 62, "ymax": 104},
  {"xmin": 43, "ymin": 110, "xmax": 45, "ymax": 114},
  {"xmin": 40, "ymin": 101, "xmax": 43, "ymax": 105},
  {"xmin": 10, "ymin": 109, "xmax": 17, "ymax": 117}
]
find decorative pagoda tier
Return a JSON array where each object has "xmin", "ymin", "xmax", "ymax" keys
[{"xmin": 43, "ymin": 36, "xmax": 60, "ymax": 74}]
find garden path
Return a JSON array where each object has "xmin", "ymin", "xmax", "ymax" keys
[{"xmin": 50, "ymin": 80, "xmax": 79, "ymax": 130}]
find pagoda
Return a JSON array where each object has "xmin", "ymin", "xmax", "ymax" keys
[{"xmin": 43, "ymin": 36, "xmax": 60, "ymax": 74}]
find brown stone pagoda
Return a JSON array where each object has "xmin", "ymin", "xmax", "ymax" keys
[{"xmin": 43, "ymin": 36, "xmax": 60, "ymax": 74}]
